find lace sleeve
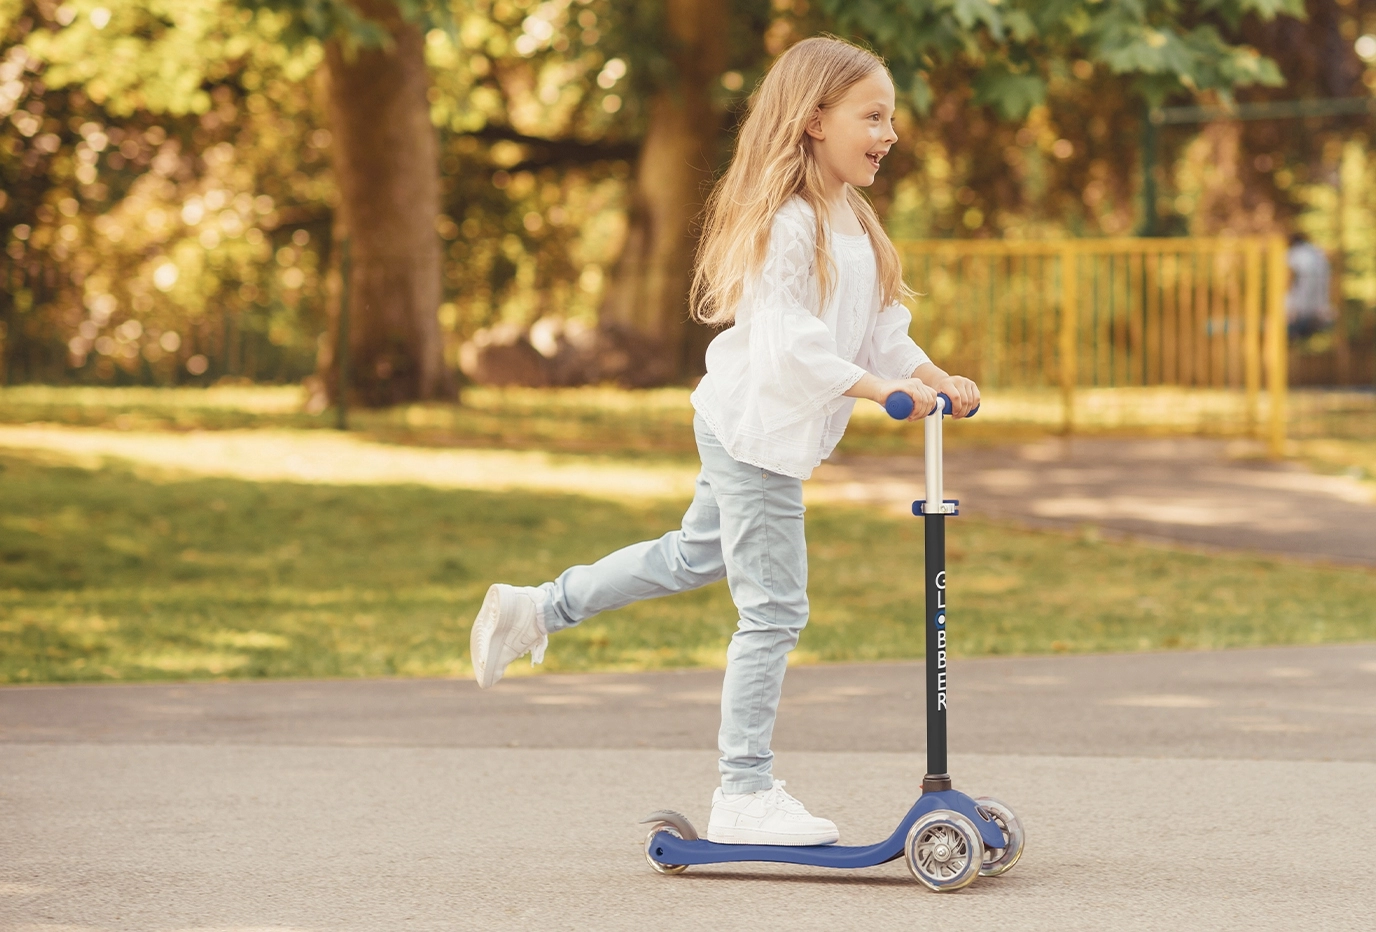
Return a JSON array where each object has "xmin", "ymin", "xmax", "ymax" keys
[
  {"xmin": 866, "ymin": 301, "xmax": 931, "ymax": 380},
  {"xmin": 748, "ymin": 204, "xmax": 866, "ymax": 432}
]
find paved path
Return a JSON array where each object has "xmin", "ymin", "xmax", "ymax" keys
[
  {"xmin": 814, "ymin": 437, "xmax": 1376, "ymax": 565},
  {"xmin": 4, "ymin": 643, "xmax": 1375, "ymax": 931}
]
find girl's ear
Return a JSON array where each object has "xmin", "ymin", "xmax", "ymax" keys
[{"xmin": 804, "ymin": 107, "xmax": 825, "ymax": 141}]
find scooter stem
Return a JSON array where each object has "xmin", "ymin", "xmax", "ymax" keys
[
  {"xmin": 924, "ymin": 403, "xmax": 943, "ymax": 508},
  {"xmin": 922, "ymin": 404, "xmax": 951, "ymax": 792}
]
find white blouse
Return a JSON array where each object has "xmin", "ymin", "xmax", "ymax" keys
[{"xmin": 691, "ymin": 197, "xmax": 930, "ymax": 480}]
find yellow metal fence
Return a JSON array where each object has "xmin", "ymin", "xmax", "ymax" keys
[{"xmin": 897, "ymin": 236, "xmax": 1289, "ymax": 455}]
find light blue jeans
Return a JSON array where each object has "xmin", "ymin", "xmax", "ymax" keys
[{"xmin": 540, "ymin": 414, "xmax": 808, "ymax": 794}]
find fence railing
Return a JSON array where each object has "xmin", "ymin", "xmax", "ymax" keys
[{"xmin": 896, "ymin": 236, "xmax": 1289, "ymax": 455}]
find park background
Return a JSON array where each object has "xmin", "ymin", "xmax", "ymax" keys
[{"xmin": 1, "ymin": 0, "xmax": 1374, "ymax": 685}]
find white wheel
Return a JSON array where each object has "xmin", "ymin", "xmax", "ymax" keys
[
  {"xmin": 640, "ymin": 809, "xmax": 697, "ymax": 876},
  {"xmin": 905, "ymin": 809, "xmax": 983, "ymax": 891},
  {"xmin": 974, "ymin": 796, "xmax": 1024, "ymax": 877},
  {"xmin": 644, "ymin": 824, "xmax": 688, "ymax": 875}
]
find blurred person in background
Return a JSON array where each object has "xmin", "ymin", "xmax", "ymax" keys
[{"xmin": 1286, "ymin": 232, "xmax": 1333, "ymax": 341}]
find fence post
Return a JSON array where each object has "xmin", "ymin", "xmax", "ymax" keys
[
  {"xmin": 1059, "ymin": 244, "xmax": 1078, "ymax": 434},
  {"xmin": 1264, "ymin": 235, "xmax": 1288, "ymax": 458},
  {"xmin": 0, "ymin": 257, "xmax": 8, "ymax": 385},
  {"xmin": 1243, "ymin": 241, "xmax": 1262, "ymax": 437},
  {"xmin": 336, "ymin": 237, "xmax": 352, "ymax": 432}
]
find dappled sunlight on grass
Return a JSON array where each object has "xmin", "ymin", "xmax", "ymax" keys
[
  {"xmin": 0, "ymin": 384, "xmax": 307, "ymax": 413},
  {"xmin": 0, "ymin": 425, "xmax": 699, "ymax": 502},
  {"xmin": 7, "ymin": 385, "xmax": 1368, "ymax": 461},
  {"xmin": 1, "ymin": 451, "xmax": 1373, "ymax": 685}
]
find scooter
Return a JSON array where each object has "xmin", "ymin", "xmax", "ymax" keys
[{"xmin": 641, "ymin": 391, "xmax": 1025, "ymax": 891}]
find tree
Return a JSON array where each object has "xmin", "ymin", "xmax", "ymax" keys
[
  {"xmin": 245, "ymin": 0, "xmax": 453, "ymax": 407},
  {"xmin": 435, "ymin": 0, "xmax": 770, "ymax": 385},
  {"xmin": 595, "ymin": 0, "xmax": 730, "ymax": 384},
  {"xmin": 817, "ymin": 0, "xmax": 1302, "ymax": 118}
]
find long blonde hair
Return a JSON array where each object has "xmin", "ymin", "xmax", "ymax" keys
[{"xmin": 690, "ymin": 36, "xmax": 908, "ymax": 327}]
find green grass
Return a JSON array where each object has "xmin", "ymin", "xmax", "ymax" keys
[
  {"xmin": 6, "ymin": 384, "xmax": 1374, "ymax": 463},
  {"xmin": 0, "ymin": 384, "xmax": 1196, "ymax": 459},
  {"xmin": 2, "ymin": 450, "xmax": 1373, "ymax": 684}
]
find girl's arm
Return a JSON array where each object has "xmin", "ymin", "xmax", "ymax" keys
[
  {"xmin": 843, "ymin": 365, "xmax": 980, "ymax": 420},
  {"xmin": 843, "ymin": 372, "xmax": 934, "ymax": 420},
  {"xmin": 860, "ymin": 301, "xmax": 978, "ymax": 418}
]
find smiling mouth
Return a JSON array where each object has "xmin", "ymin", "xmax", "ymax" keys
[{"xmin": 866, "ymin": 151, "xmax": 885, "ymax": 169}]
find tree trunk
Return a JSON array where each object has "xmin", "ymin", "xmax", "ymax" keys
[
  {"xmin": 600, "ymin": 0, "xmax": 728, "ymax": 384},
  {"xmin": 315, "ymin": 0, "xmax": 451, "ymax": 408}
]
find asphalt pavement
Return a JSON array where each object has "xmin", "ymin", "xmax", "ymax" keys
[
  {"xmin": 811, "ymin": 437, "xmax": 1376, "ymax": 565},
  {"xmin": 4, "ymin": 643, "xmax": 1375, "ymax": 931}
]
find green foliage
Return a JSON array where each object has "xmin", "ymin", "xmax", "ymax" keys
[
  {"xmin": 0, "ymin": 1, "xmax": 702, "ymax": 386},
  {"xmin": 424, "ymin": 0, "xmax": 642, "ymax": 345},
  {"xmin": 819, "ymin": 0, "xmax": 1302, "ymax": 118},
  {"xmin": 237, "ymin": 0, "xmax": 455, "ymax": 50},
  {"xmin": 1, "ymin": 1, "xmax": 330, "ymax": 385},
  {"xmin": 971, "ymin": 65, "xmax": 1046, "ymax": 121}
]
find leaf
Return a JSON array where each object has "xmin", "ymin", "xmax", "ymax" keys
[
  {"xmin": 236, "ymin": 0, "xmax": 455, "ymax": 48},
  {"xmin": 950, "ymin": 0, "xmax": 1005, "ymax": 41},
  {"xmin": 1001, "ymin": 10, "xmax": 1038, "ymax": 43},
  {"xmin": 909, "ymin": 70, "xmax": 935, "ymax": 114},
  {"xmin": 1197, "ymin": 0, "xmax": 1307, "ymax": 26},
  {"xmin": 972, "ymin": 66, "xmax": 1046, "ymax": 120}
]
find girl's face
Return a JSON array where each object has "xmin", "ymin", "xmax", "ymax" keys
[{"xmin": 805, "ymin": 70, "xmax": 898, "ymax": 192}]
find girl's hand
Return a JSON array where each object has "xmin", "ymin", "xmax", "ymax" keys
[
  {"xmin": 875, "ymin": 377, "xmax": 938, "ymax": 421},
  {"xmin": 933, "ymin": 375, "xmax": 980, "ymax": 418}
]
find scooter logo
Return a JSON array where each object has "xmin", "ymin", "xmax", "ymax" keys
[{"xmin": 935, "ymin": 572, "xmax": 947, "ymax": 711}]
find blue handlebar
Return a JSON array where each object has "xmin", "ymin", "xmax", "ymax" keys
[
  {"xmin": 883, "ymin": 391, "xmax": 979, "ymax": 420},
  {"xmin": 883, "ymin": 392, "xmax": 915, "ymax": 420}
]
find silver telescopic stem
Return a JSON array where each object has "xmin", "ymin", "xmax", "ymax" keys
[{"xmin": 924, "ymin": 403, "xmax": 942, "ymax": 509}]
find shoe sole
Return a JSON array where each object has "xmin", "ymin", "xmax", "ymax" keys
[
  {"xmin": 706, "ymin": 827, "xmax": 839, "ymax": 846},
  {"xmin": 470, "ymin": 584, "xmax": 512, "ymax": 689}
]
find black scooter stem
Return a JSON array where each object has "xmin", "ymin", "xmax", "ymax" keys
[{"xmin": 923, "ymin": 513, "xmax": 950, "ymax": 790}]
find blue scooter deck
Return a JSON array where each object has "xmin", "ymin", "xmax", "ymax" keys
[{"xmin": 649, "ymin": 789, "xmax": 1005, "ymax": 869}]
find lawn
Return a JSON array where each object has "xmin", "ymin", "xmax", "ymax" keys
[
  {"xmin": 0, "ymin": 383, "xmax": 1035, "ymax": 458},
  {"xmin": 2, "ymin": 449, "xmax": 1373, "ymax": 684},
  {"xmin": 5, "ymin": 385, "xmax": 1373, "ymax": 476},
  {"xmin": 5, "ymin": 383, "xmax": 1327, "ymax": 457}
]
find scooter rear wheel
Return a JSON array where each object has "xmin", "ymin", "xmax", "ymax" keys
[
  {"xmin": 974, "ymin": 796, "xmax": 1024, "ymax": 877},
  {"xmin": 644, "ymin": 825, "xmax": 688, "ymax": 875},
  {"xmin": 640, "ymin": 810, "xmax": 697, "ymax": 876},
  {"xmin": 905, "ymin": 810, "xmax": 983, "ymax": 891}
]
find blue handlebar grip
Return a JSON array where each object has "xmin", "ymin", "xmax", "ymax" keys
[
  {"xmin": 935, "ymin": 393, "xmax": 979, "ymax": 418},
  {"xmin": 884, "ymin": 391, "xmax": 915, "ymax": 420},
  {"xmin": 933, "ymin": 392, "xmax": 980, "ymax": 418},
  {"xmin": 887, "ymin": 390, "xmax": 980, "ymax": 420}
]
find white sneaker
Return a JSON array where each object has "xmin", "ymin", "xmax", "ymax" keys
[
  {"xmin": 470, "ymin": 584, "xmax": 549, "ymax": 688},
  {"xmin": 706, "ymin": 779, "xmax": 839, "ymax": 846}
]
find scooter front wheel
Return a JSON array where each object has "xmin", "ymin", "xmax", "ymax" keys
[
  {"xmin": 640, "ymin": 810, "xmax": 698, "ymax": 876},
  {"xmin": 905, "ymin": 809, "xmax": 983, "ymax": 891},
  {"xmin": 974, "ymin": 796, "xmax": 1025, "ymax": 877}
]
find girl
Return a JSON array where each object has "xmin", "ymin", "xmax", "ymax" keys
[{"xmin": 469, "ymin": 36, "xmax": 979, "ymax": 847}]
